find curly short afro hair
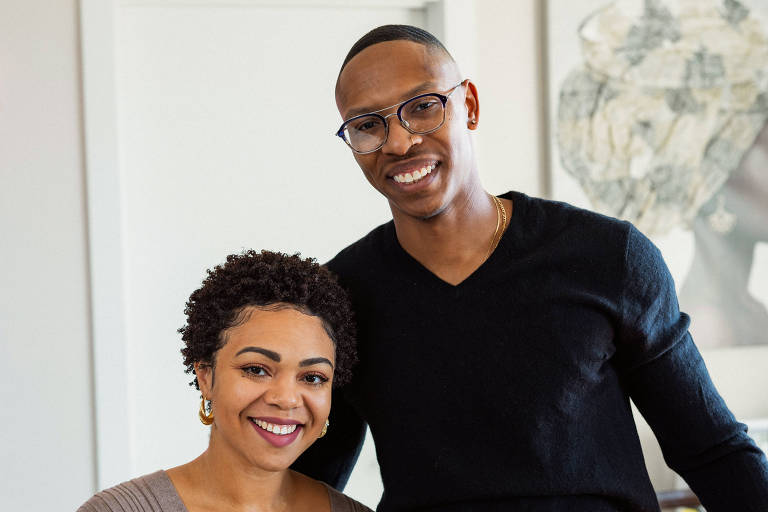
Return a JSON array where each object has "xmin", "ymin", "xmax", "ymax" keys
[{"xmin": 179, "ymin": 250, "xmax": 357, "ymax": 389}]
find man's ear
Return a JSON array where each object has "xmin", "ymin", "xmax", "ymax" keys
[
  {"xmin": 195, "ymin": 361, "xmax": 214, "ymax": 398},
  {"xmin": 464, "ymin": 79, "xmax": 480, "ymax": 130}
]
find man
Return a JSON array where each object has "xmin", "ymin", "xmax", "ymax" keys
[{"xmin": 294, "ymin": 25, "xmax": 768, "ymax": 511}]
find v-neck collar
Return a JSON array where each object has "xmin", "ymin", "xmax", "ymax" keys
[{"xmin": 383, "ymin": 191, "xmax": 526, "ymax": 290}]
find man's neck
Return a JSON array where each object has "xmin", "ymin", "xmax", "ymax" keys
[{"xmin": 391, "ymin": 186, "xmax": 508, "ymax": 285}]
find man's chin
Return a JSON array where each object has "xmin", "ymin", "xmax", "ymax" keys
[
  {"xmin": 389, "ymin": 198, "xmax": 447, "ymax": 222},
  {"xmin": 417, "ymin": 205, "xmax": 446, "ymax": 221}
]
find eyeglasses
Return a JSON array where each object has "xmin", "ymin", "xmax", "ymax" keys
[{"xmin": 335, "ymin": 80, "xmax": 468, "ymax": 154}]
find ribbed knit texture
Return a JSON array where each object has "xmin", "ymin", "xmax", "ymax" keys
[
  {"xmin": 78, "ymin": 471, "xmax": 185, "ymax": 512},
  {"xmin": 78, "ymin": 470, "xmax": 371, "ymax": 511},
  {"xmin": 294, "ymin": 191, "xmax": 768, "ymax": 511}
]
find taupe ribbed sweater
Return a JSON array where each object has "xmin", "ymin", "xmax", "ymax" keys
[{"xmin": 78, "ymin": 470, "xmax": 371, "ymax": 512}]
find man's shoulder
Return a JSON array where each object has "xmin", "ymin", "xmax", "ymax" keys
[
  {"xmin": 506, "ymin": 191, "xmax": 632, "ymax": 245},
  {"xmin": 326, "ymin": 220, "xmax": 393, "ymax": 277},
  {"xmin": 517, "ymin": 193, "xmax": 673, "ymax": 293}
]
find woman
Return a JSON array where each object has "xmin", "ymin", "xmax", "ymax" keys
[{"xmin": 79, "ymin": 250, "xmax": 371, "ymax": 512}]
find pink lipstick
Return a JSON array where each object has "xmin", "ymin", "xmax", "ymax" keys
[{"xmin": 249, "ymin": 417, "xmax": 303, "ymax": 448}]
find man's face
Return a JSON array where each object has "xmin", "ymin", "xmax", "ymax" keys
[{"xmin": 336, "ymin": 40, "xmax": 479, "ymax": 220}]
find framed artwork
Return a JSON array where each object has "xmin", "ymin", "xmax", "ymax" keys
[{"xmin": 547, "ymin": 0, "xmax": 768, "ymax": 348}]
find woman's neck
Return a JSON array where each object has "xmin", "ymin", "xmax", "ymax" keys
[{"xmin": 168, "ymin": 432, "xmax": 301, "ymax": 512}]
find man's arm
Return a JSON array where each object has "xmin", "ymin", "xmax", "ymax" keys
[
  {"xmin": 626, "ymin": 334, "xmax": 768, "ymax": 509},
  {"xmin": 618, "ymin": 224, "xmax": 768, "ymax": 510},
  {"xmin": 291, "ymin": 387, "xmax": 367, "ymax": 489}
]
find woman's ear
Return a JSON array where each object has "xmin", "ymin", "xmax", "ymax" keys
[{"xmin": 195, "ymin": 361, "xmax": 214, "ymax": 398}]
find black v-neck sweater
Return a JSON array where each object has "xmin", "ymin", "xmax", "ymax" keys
[{"xmin": 294, "ymin": 191, "xmax": 768, "ymax": 511}]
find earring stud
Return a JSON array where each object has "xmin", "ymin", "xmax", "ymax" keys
[{"xmin": 319, "ymin": 419, "xmax": 330, "ymax": 438}]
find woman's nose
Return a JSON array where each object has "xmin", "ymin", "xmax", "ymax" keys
[{"xmin": 265, "ymin": 376, "xmax": 300, "ymax": 409}]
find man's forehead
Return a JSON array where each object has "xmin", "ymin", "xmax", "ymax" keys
[{"xmin": 336, "ymin": 40, "xmax": 459, "ymax": 117}]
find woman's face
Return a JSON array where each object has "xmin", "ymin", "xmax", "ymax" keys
[{"xmin": 196, "ymin": 306, "xmax": 334, "ymax": 472}]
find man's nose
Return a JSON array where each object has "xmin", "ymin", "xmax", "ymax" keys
[
  {"xmin": 381, "ymin": 115, "xmax": 421, "ymax": 155},
  {"xmin": 265, "ymin": 375, "xmax": 300, "ymax": 409}
]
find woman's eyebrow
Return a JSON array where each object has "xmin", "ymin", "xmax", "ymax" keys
[
  {"xmin": 299, "ymin": 357, "xmax": 334, "ymax": 369},
  {"xmin": 235, "ymin": 346, "xmax": 281, "ymax": 361}
]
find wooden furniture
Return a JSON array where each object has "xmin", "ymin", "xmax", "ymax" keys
[{"xmin": 657, "ymin": 489, "xmax": 702, "ymax": 510}]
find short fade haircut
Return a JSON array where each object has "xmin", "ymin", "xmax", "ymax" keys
[{"xmin": 339, "ymin": 24, "xmax": 454, "ymax": 77}]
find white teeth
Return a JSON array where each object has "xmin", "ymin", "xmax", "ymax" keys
[
  {"xmin": 393, "ymin": 163, "xmax": 436, "ymax": 184},
  {"xmin": 253, "ymin": 419, "xmax": 298, "ymax": 435}
]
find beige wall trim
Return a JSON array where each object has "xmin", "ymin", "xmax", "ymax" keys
[
  {"xmin": 119, "ymin": 0, "xmax": 431, "ymax": 8},
  {"xmin": 536, "ymin": 0, "xmax": 552, "ymax": 199},
  {"xmin": 79, "ymin": 0, "xmax": 133, "ymax": 490}
]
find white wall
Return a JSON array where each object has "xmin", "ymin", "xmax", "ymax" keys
[
  {"xmin": 0, "ymin": 1, "xmax": 96, "ymax": 510},
  {"xmin": 474, "ymin": 0, "xmax": 543, "ymax": 197}
]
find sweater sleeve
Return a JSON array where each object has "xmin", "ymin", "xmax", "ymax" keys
[
  {"xmin": 76, "ymin": 471, "xmax": 183, "ymax": 512},
  {"xmin": 617, "ymin": 224, "xmax": 768, "ymax": 511},
  {"xmin": 291, "ymin": 386, "xmax": 367, "ymax": 490}
]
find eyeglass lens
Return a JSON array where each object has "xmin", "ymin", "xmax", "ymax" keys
[{"xmin": 342, "ymin": 94, "xmax": 446, "ymax": 153}]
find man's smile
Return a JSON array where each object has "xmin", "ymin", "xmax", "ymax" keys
[
  {"xmin": 386, "ymin": 159, "xmax": 440, "ymax": 187},
  {"xmin": 392, "ymin": 162, "xmax": 437, "ymax": 184}
]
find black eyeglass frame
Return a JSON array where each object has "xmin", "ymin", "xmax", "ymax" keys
[{"xmin": 335, "ymin": 79, "xmax": 468, "ymax": 154}]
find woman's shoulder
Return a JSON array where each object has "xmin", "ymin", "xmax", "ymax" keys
[
  {"xmin": 77, "ymin": 470, "xmax": 186, "ymax": 512},
  {"xmin": 323, "ymin": 483, "xmax": 374, "ymax": 512}
]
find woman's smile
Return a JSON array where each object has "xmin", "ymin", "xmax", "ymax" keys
[{"xmin": 249, "ymin": 417, "xmax": 303, "ymax": 447}]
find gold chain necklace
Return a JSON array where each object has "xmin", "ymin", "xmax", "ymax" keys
[{"xmin": 485, "ymin": 195, "xmax": 507, "ymax": 261}]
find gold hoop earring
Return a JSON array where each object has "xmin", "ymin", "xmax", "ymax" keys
[
  {"xmin": 199, "ymin": 396, "xmax": 214, "ymax": 425},
  {"xmin": 319, "ymin": 419, "xmax": 329, "ymax": 438}
]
